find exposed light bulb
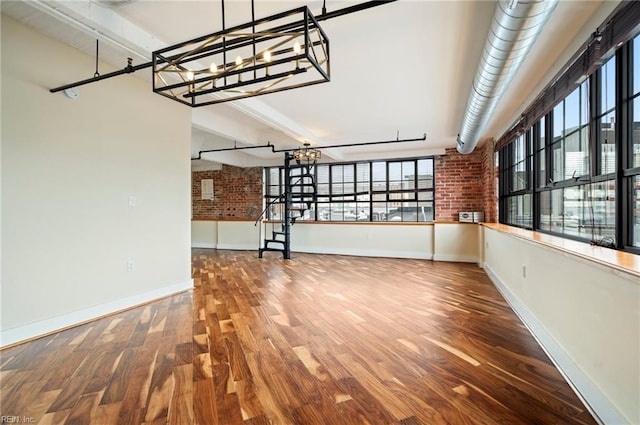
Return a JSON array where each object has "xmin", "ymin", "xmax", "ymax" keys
[
  {"xmin": 293, "ymin": 42, "xmax": 301, "ymax": 69},
  {"xmin": 264, "ymin": 50, "xmax": 272, "ymax": 62},
  {"xmin": 235, "ymin": 56, "xmax": 243, "ymax": 82},
  {"xmin": 209, "ymin": 62, "xmax": 218, "ymax": 73},
  {"xmin": 185, "ymin": 71, "xmax": 194, "ymax": 81}
]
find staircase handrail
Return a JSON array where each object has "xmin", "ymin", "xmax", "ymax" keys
[{"xmin": 254, "ymin": 193, "xmax": 286, "ymax": 226}]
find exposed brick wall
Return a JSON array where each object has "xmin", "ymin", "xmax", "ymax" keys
[
  {"xmin": 480, "ymin": 139, "xmax": 498, "ymax": 223},
  {"xmin": 192, "ymin": 165, "xmax": 263, "ymax": 220},
  {"xmin": 195, "ymin": 149, "xmax": 499, "ymax": 223},
  {"xmin": 435, "ymin": 147, "xmax": 485, "ymax": 221}
]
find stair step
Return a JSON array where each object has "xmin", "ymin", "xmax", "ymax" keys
[
  {"xmin": 264, "ymin": 239, "xmax": 285, "ymax": 245},
  {"xmin": 258, "ymin": 247, "xmax": 285, "ymax": 258}
]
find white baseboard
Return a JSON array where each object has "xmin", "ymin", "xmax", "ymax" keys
[
  {"xmin": 433, "ymin": 253, "xmax": 478, "ymax": 263},
  {"xmin": 292, "ymin": 246, "xmax": 433, "ymax": 260},
  {"xmin": 484, "ymin": 265, "xmax": 625, "ymax": 425},
  {"xmin": 217, "ymin": 243, "xmax": 433, "ymax": 260},
  {"xmin": 0, "ymin": 279, "xmax": 193, "ymax": 348},
  {"xmin": 216, "ymin": 243, "xmax": 257, "ymax": 250},
  {"xmin": 191, "ymin": 242, "xmax": 217, "ymax": 249}
]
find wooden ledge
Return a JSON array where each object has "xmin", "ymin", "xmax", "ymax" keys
[
  {"xmin": 192, "ymin": 218, "xmax": 255, "ymax": 222},
  {"xmin": 261, "ymin": 220, "xmax": 433, "ymax": 226},
  {"xmin": 482, "ymin": 223, "xmax": 640, "ymax": 279}
]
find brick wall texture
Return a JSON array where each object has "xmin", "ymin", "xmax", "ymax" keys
[
  {"xmin": 480, "ymin": 139, "xmax": 498, "ymax": 223},
  {"xmin": 435, "ymin": 141, "xmax": 497, "ymax": 222},
  {"xmin": 192, "ymin": 144, "xmax": 498, "ymax": 223},
  {"xmin": 192, "ymin": 166, "xmax": 263, "ymax": 220}
]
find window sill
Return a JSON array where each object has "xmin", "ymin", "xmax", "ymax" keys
[{"xmin": 482, "ymin": 223, "xmax": 640, "ymax": 279}]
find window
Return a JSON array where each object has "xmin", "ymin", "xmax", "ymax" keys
[
  {"xmin": 500, "ymin": 132, "xmax": 533, "ymax": 228},
  {"xmin": 264, "ymin": 157, "xmax": 435, "ymax": 222},
  {"xmin": 498, "ymin": 27, "xmax": 640, "ymax": 253},
  {"xmin": 598, "ymin": 56, "xmax": 616, "ymax": 175},
  {"xmin": 626, "ymin": 34, "xmax": 640, "ymax": 248},
  {"xmin": 549, "ymin": 82, "xmax": 590, "ymax": 182}
]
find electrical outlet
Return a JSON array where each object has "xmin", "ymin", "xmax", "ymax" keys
[
  {"xmin": 127, "ymin": 260, "xmax": 135, "ymax": 272},
  {"xmin": 128, "ymin": 196, "xmax": 136, "ymax": 207}
]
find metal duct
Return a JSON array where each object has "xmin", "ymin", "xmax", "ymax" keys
[{"xmin": 456, "ymin": 0, "xmax": 558, "ymax": 154}]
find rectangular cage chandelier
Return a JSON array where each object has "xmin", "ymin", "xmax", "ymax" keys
[{"xmin": 152, "ymin": 6, "xmax": 330, "ymax": 107}]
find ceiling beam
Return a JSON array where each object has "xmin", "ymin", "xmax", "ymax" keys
[{"xmin": 29, "ymin": 0, "xmax": 332, "ymax": 155}]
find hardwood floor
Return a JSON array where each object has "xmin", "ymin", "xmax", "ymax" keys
[{"xmin": 1, "ymin": 249, "xmax": 596, "ymax": 424}]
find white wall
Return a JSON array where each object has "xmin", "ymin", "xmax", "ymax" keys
[
  {"xmin": 193, "ymin": 220, "xmax": 442, "ymax": 259},
  {"xmin": 291, "ymin": 223, "xmax": 433, "ymax": 259},
  {"xmin": 1, "ymin": 16, "xmax": 192, "ymax": 346},
  {"xmin": 192, "ymin": 220, "xmax": 488, "ymax": 261},
  {"xmin": 433, "ymin": 222, "xmax": 479, "ymax": 262},
  {"xmin": 192, "ymin": 220, "xmax": 217, "ymax": 248},
  {"xmin": 218, "ymin": 221, "xmax": 261, "ymax": 250},
  {"xmin": 482, "ymin": 226, "xmax": 639, "ymax": 424}
]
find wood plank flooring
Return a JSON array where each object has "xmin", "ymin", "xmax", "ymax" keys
[{"xmin": 0, "ymin": 249, "xmax": 597, "ymax": 424}]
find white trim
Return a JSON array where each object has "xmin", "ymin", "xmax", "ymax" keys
[
  {"xmin": 0, "ymin": 279, "xmax": 193, "ymax": 348},
  {"xmin": 216, "ymin": 243, "xmax": 257, "ymax": 250},
  {"xmin": 216, "ymin": 244, "xmax": 433, "ymax": 260},
  {"xmin": 433, "ymin": 254, "xmax": 478, "ymax": 263},
  {"xmin": 191, "ymin": 242, "xmax": 217, "ymax": 249},
  {"xmin": 484, "ymin": 265, "xmax": 625, "ymax": 425},
  {"xmin": 293, "ymin": 246, "xmax": 433, "ymax": 260}
]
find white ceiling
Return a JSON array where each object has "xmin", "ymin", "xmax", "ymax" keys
[{"xmin": 1, "ymin": 0, "xmax": 619, "ymax": 168}]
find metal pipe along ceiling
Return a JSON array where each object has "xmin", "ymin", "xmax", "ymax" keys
[{"xmin": 456, "ymin": 0, "xmax": 558, "ymax": 154}]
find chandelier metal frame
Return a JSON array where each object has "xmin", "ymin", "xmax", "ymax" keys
[{"xmin": 152, "ymin": 6, "xmax": 329, "ymax": 107}]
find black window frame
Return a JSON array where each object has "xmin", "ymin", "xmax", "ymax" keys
[
  {"xmin": 264, "ymin": 157, "xmax": 436, "ymax": 223},
  {"xmin": 497, "ymin": 11, "xmax": 640, "ymax": 254}
]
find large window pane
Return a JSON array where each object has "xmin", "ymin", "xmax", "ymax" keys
[
  {"xmin": 588, "ymin": 180, "xmax": 616, "ymax": 241},
  {"xmin": 552, "ymin": 141, "xmax": 564, "ymax": 182},
  {"xmin": 581, "ymin": 80, "xmax": 590, "ymax": 126},
  {"xmin": 539, "ymin": 117, "xmax": 546, "ymax": 150},
  {"xmin": 564, "ymin": 130, "xmax": 588, "ymax": 179},
  {"xmin": 601, "ymin": 56, "xmax": 616, "ymax": 114},
  {"xmin": 551, "ymin": 189, "xmax": 564, "ymax": 233},
  {"xmin": 539, "ymin": 191, "xmax": 551, "ymax": 231},
  {"xmin": 634, "ymin": 35, "xmax": 640, "ymax": 96},
  {"xmin": 356, "ymin": 163, "xmax": 370, "ymax": 195},
  {"xmin": 265, "ymin": 158, "xmax": 434, "ymax": 223},
  {"xmin": 553, "ymin": 103, "xmax": 563, "ymax": 140},
  {"xmin": 536, "ymin": 118, "xmax": 547, "ymax": 188},
  {"xmin": 633, "ymin": 97, "xmax": 640, "ymax": 167},
  {"xmin": 538, "ymin": 151, "xmax": 546, "ymax": 187},
  {"xmin": 565, "ymin": 88, "xmax": 580, "ymax": 132},
  {"xmin": 600, "ymin": 112, "xmax": 616, "ymax": 174},
  {"xmin": 417, "ymin": 167, "xmax": 433, "ymax": 188},
  {"xmin": 563, "ymin": 187, "xmax": 583, "ymax": 238},
  {"xmin": 372, "ymin": 162, "xmax": 386, "ymax": 192}
]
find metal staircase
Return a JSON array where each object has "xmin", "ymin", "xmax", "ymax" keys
[{"xmin": 257, "ymin": 153, "xmax": 317, "ymax": 259}]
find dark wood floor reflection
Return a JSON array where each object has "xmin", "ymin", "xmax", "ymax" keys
[{"xmin": 0, "ymin": 249, "xmax": 596, "ymax": 424}]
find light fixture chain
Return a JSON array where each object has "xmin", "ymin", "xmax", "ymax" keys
[
  {"xmin": 221, "ymin": 0, "xmax": 227, "ymax": 86},
  {"xmin": 94, "ymin": 39, "xmax": 100, "ymax": 78},
  {"xmin": 251, "ymin": 0, "xmax": 256, "ymax": 79}
]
